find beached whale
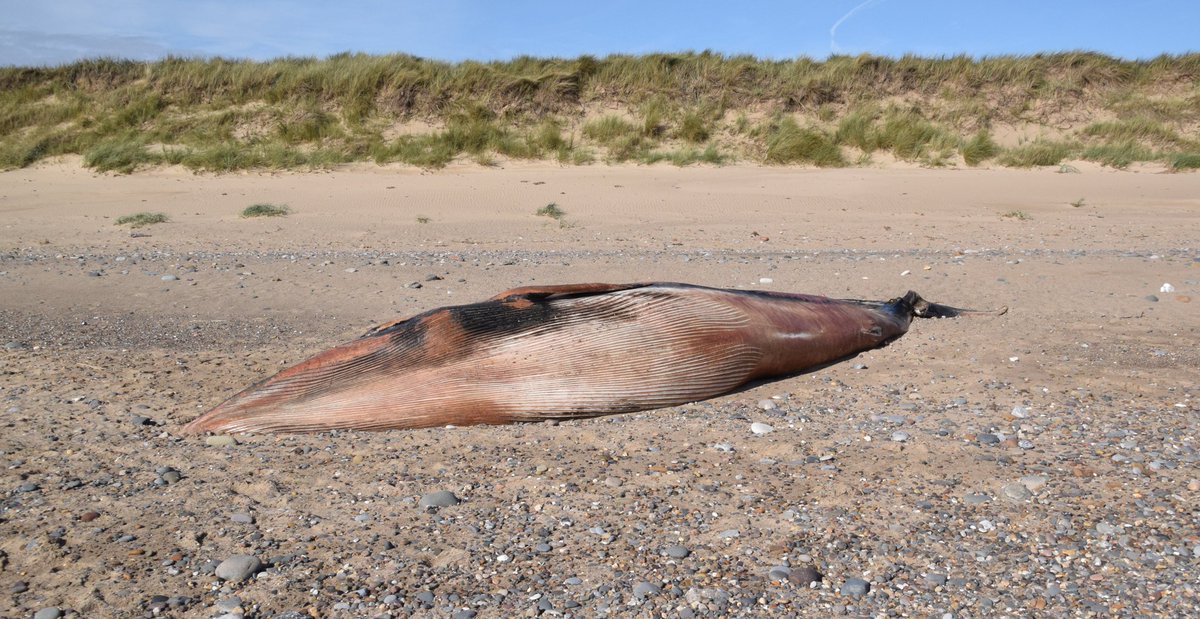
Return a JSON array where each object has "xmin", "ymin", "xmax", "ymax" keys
[{"xmin": 182, "ymin": 282, "xmax": 999, "ymax": 434}]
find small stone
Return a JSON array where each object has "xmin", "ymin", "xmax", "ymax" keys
[
  {"xmin": 840, "ymin": 578, "xmax": 870, "ymax": 596},
  {"xmin": 216, "ymin": 596, "xmax": 243, "ymax": 612},
  {"xmin": 1160, "ymin": 283, "xmax": 1175, "ymax": 293},
  {"xmin": 964, "ymin": 493, "xmax": 992, "ymax": 505},
  {"xmin": 891, "ymin": 431, "xmax": 910, "ymax": 442},
  {"xmin": 788, "ymin": 566, "xmax": 823, "ymax": 586},
  {"xmin": 713, "ymin": 443, "xmax": 734, "ymax": 452},
  {"xmin": 415, "ymin": 591, "xmax": 435, "ymax": 605},
  {"xmin": 1144, "ymin": 295, "xmax": 1159, "ymax": 302},
  {"xmin": 978, "ymin": 433, "xmax": 1001, "ymax": 445},
  {"xmin": 452, "ymin": 611, "xmax": 477, "ymax": 619},
  {"xmin": 768, "ymin": 565, "xmax": 791, "ymax": 580},
  {"xmin": 4, "ymin": 341, "xmax": 27, "ymax": 351},
  {"xmin": 1002, "ymin": 482, "xmax": 1033, "ymax": 501},
  {"xmin": 353, "ymin": 514, "xmax": 371, "ymax": 523},
  {"xmin": 665, "ymin": 544, "xmax": 690, "ymax": 558},
  {"xmin": 10, "ymin": 581, "xmax": 28, "ymax": 593},
  {"xmin": 33, "ymin": 609, "xmax": 61, "ymax": 619},
  {"xmin": 564, "ymin": 577, "xmax": 583, "ymax": 585},
  {"xmin": 230, "ymin": 513, "xmax": 254, "ymax": 524},
  {"xmin": 534, "ymin": 543, "xmax": 552, "ymax": 553},
  {"xmin": 1011, "ymin": 405, "xmax": 1029, "ymax": 418},
  {"xmin": 17, "ymin": 482, "xmax": 40, "ymax": 493},
  {"xmin": 130, "ymin": 414, "xmax": 153, "ymax": 426},
  {"xmin": 161, "ymin": 274, "xmax": 178, "ymax": 281},
  {"xmin": 214, "ymin": 554, "xmax": 262, "ymax": 582},
  {"xmin": 718, "ymin": 529, "xmax": 740, "ymax": 540},
  {"xmin": 204, "ymin": 435, "xmax": 238, "ymax": 447},
  {"xmin": 407, "ymin": 281, "xmax": 423, "ymax": 289},
  {"xmin": 161, "ymin": 470, "xmax": 181, "ymax": 484},
  {"xmin": 632, "ymin": 581, "xmax": 661, "ymax": 599},
  {"xmin": 925, "ymin": 573, "xmax": 948, "ymax": 586},
  {"xmin": 425, "ymin": 274, "xmax": 443, "ymax": 281},
  {"xmin": 420, "ymin": 491, "xmax": 460, "ymax": 511},
  {"xmin": 1019, "ymin": 475, "xmax": 1048, "ymax": 492},
  {"xmin": 1096, "ymin": 522, "xmax": 1120, "ymax": 535},
  {"xmin": 757, "ymin": 399, "xmax": 777, "ymax": 411},
  {"xmin": 345, "ymin": 268, "xmax": 358, "ymax": 273},
  {"xmin": 750, "ymin": 422, "xmax": 774, "ymax": 435}
]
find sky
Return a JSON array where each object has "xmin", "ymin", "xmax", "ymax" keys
[{"xmin": 1, "ymin": 1, "xmax": 1196, "ymax": 67}]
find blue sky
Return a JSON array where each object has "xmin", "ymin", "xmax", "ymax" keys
[{"xmin": 1, "ymin": 1, "xmax": 1196, "ymax": 67}]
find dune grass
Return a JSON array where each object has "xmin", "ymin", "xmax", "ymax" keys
[
  {"xmin": 241, "ymin": 203, "xmax": 290, "ymax": 218},
  {"xmin": 764, "ymin": 117, "xmax": 844, "ymax": 166},
  {"xmin": 1, "ymin": 52, "xmax": 1198, "ymax": 172},
  {"xmin": 536, "ymin": 202, "xmax": 566, "ymax": 220},
  {"xmin": 115, "ymin": 212, "xmax": 169, "ymax": 228}
]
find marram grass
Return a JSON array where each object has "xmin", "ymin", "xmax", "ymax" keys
[{"xmin": 2, "ymin": 52, "xmax": 1199, "ymax": 172}]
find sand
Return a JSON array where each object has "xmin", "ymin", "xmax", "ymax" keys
[{"xmin": 1, "ymin": 160, "xmax": 1197, "ymax": 617}]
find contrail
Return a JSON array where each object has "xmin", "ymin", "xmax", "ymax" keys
[{"xmin": 830, "ymin": 0, "xmax": 885, "ymax": 54}]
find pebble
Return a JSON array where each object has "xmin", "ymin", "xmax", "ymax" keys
[
  {"xmin": 419, "ymin": 490, "xmax": 460, "ymax": 508},
  {"xmin": 216, "ymin": 596, "xmax": 243, "ymax": 612},
  {"xmin": 10, "ymin": 581, "xmax": 29, "ymax": 593},
  {"xmin": 978, "ymin": 433, "xmax": 1001, "ymax": 445},
  {"xmin": 964, "ymin": 493, "xmax": 992, "ymax": 505},
  {"xmin": 718, "ymin": 529, "xmax": 740, "ymax": 539},
  {"xmin": 129, "ymin": 414, "xmax": 152, "ymax": 426},
  {"xmin": 161, "ymin": 274, "xmax": 178, "ymax": 281},
  {"xmin": 840, "ymin": 578, "xmax": 870, "ymax": 596},
  {"xmin": 713, "ymin": 443, "xmax": 734, "ymax": 452},
  {"xmin": 564, "ymin": 577, "xmax": 583, "ymax": 585},
  {"xmin": 1011, "ymin": 405, "xmax": 1029, "ymax": 418},
  {"xmin": 535, "ymin": 542, "xmax": 551, "ymax": 553},
  {"xmin": 768, "ymin": 565, "xmax": 791, "ymax": 580},
  {"xmin": 1145, "ymin": 294, "xmax": 1159, "ymax": 302},
  {"xmin": 664, "ymin": 544, "xmax": 690, "ymax": 558},
  {"xmin": 4, "ymin": 341, "xmax": 27, "ymax": 351},
  {"xmin": 1160, "ymin": 283, "xmax": 1175, "ymax": 293},
  {"xmin": 214, "ymin": 554, "xmax": 262, "ymax": 582},
  {"xmin": 1019, "ymin": 475, "xmax": 1047, "ymax": 492},
  {"xmin": 33, "ymin": 609, "xmax": 61, "ymax": 619},
  {"xmin": 452, "ymin": 611, "xmax": 477, "ymax": 619},
  {"xmin": 632, "ymin": 581, "xmax": 661, "ymax": 599},
  {"xmin": 1002, "ymin": 482, "xmax": 1033, "ymax": 501},
  {"xmin": 1096, "ymin": 522, "xmax": 1120, "ymax": 535},
  {"xmin": 891, "ymin": 431, "xmax": 910, "ymax": 442},
  {"xmin": 204, "ymin": 435, "xmax": 238, "ymax": 447},
  {"xmin": 925, "ymin": 573, "xmax": 948, "ymax": 586},
  {"xmin": 750, "ymin": 422, "xmax": 774, "ymax": 435},
  {"xmin": 788, "ymin": 566, "xmax": 823, "ymax": 586},
  {"xmin": 230, "ymin": 513, "xmax": 254, "ymax": 524},
  {"xmin": 17, "ymin": 482, "xmax": 40, "ymax": 492}
]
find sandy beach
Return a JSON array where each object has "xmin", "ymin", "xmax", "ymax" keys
[{"xmin": 1, "ymin": 160, "xmax": 1198, "ymax": 618}]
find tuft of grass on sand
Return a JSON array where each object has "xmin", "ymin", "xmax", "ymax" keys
[
  {"xmin": 115, "ymin": 212, "xmax": 169, "ymax": 228},
  {"xmin": 84, "ymin": 137, "xmax": 162, "ymax": 173},
  {"xmin": 1170, "ymin": 153, "xmax": 1200, "ymax": 170},
  {"xmin": 416, "ymin": 216, "xmax": 431, "ymax": 224},
  {"xmin": 764, "ymin": 117, "xmax": 844, "ymax": 166},
  {"xmin": 240, "ymin": 203, "xmax": 290, "ymax": 218},
  {"xmin": 536, "ymin": 202, "xmax": 566, "ymax": 220},
  {"xmin": 961, "ymin": 131, "xmax": 1000, "ymax": 166},
  {"xmin": 1070, "ymin": 198, "xmax": 1087, "ymax": 208},
  {"xmin": 1081, "ymin": 140, "xmax": 1158, "ymax": 169},
  {"xmin": 998, "ymin": 140, "xmax": 1074, "ymax": 167},
  {"xmin": 1001, "ymin": 210, "xmax": 1031, "ymax": 221}
]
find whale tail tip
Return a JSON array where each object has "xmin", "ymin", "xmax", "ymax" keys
[{"xmin": 897, "ymin": 291, "xmax": 1008, "ymax": 319}]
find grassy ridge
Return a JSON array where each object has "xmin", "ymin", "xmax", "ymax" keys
[{"xmin": 2, "ymin": 51, "xmax": 1198, "ymax": 172}]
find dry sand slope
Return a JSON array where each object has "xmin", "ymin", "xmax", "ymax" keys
[{"xmin": 1, "ymin": 160, "xmax": 1198, "ymax": 618}]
